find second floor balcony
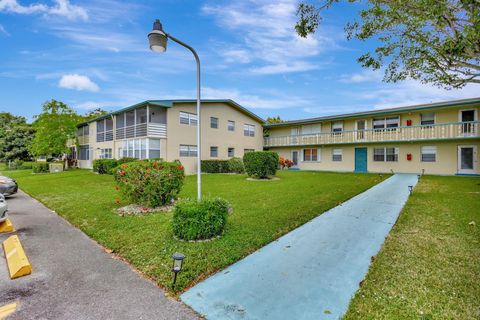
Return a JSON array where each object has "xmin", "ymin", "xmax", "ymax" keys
[{"xmin": 264, "ymin": 121, "xmax": 479, "ymax": 147}]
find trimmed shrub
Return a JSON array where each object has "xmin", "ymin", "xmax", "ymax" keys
[
  {"xmin": 32, "ymin": 162, "xmax": 49, "ymax": 173},
  {"xmin": 118, "ymin": 157, "xmax": 137, "ymax": 164},
  {"xmin": 201, "ymin": 160, "xmax": 230, "ymax": 173},
  {"xmin": 243, "ymin": 151, "xmax": 279, "ymax": 179},
  {"xmin": 172, "ymin": 197, "xmax": 230, "ymax": 241},
  {"xmin": 114, "ymin": 160, "xmax": 185, "ymax": 207},
  {"xmin": 93, "ymin": 159, "xmax": 119, "ymax": 174},
  {"xmin": 8, "ymin": 159, "xmax": 23, "ymax": 170},
  {"xmin": 227, "ymin": 157, "xmax": 244, "ymax": 173}
]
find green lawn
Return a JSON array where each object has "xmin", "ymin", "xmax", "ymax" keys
[
  {"xmin": 344, "ymin": 176, "xmax": 480, "ymax": 320},
  {"xmin": 2, "ymin": 169, "xmax": 384, "ymax": 293}
]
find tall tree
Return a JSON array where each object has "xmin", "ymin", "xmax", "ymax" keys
[
  {"xmin": 296, "ymin": 0, "xmax": 480, "ymax": 88},
  {"xmin": 83, "ymin": 108, "xmax": 109, "ymax": 121},
  {"xmin": 0, "ymin": 113, "xmax": 35, "ymax": 161},
  {"xmin": 30, "ymin": 100, "xmax": 81, "ymax": 157},
  {"xmin": 266, "ymin": 116, "xmax": 284, "ymax": 124}
]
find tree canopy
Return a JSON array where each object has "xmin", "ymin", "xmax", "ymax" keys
[
  {"xmin": 296, "ymin": 0, "xmax": 480, "ymax": 88},
  {"xmin": 82, "ymin": 108, "xmax": 109, "ymax": 121},
  {"xmin": 30, "ymin": 100, "xmax": 81, "ymax": 157},
  {"xmin": 0, "ymin": 112, "xmax": 35, "ymax": 161},
  {"xmin": 265, "ymin": 116, "xmax": 284, "ymax": 124}
]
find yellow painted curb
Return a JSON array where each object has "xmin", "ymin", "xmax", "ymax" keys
[
  {"xmin": 0, "ymin": 303, "xmax": 17, "ymax": 319},
  {"xmin": 0, "ymin": 219, "xmax": 15, "ymax": 233},
  {"xmin": 2, "ymin": 235, "xmax": 32, "ymax": 279}
]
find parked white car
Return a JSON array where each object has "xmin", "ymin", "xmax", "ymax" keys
[{"xmin": 0, "ymin": 194, "xmax": 7, "ymax": 223}]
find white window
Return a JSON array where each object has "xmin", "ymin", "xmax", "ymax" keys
[
  {"xmin": 373, "ymin": 147, "xmax": 398, "ymax": 162},
  {"xmin": 421, "ymin": 113, "xmax": 435, "ymax": 126},
  {"xmin": 149, "ymin": 139, "xmax": 161, "ymax": 159},
  {"xmin": 210, "ymin": 117, "xmax": 218, "ymax": 129},
  {"xmin": 228, "ymin": 147, "xmax": 235, "ymax": 157},
  {"xmin": 332, "ymin": 121, "xmax": 343, "ymax": 134},
  {"xmin": 180, "ymin": 145, "xmax": 197, "ymax": 157},
  {"xmin": 228, "ymin": 120, "xmax": 235, "ymax": 131},
  {"xmin": 332, "ymin": 149, "xmax": 342, "ymax": 162},
  {"xmin": 210, "ymin": 146, "xmax": 218, "ymax": 157},
  {"xmin": 79, "ymin": 145, "xmax": 90, "ymax": 160},
  {"xmin": 119, "ymin": 138, "xmax": 157, "ymax": 159},
  {"xmin": 99, "ymin": 148, "xmax": 112, "ymax": 159},
  {"xmin": 243, "ymin": 124, "xmax": 255, "ymax": 137},
  {"xmin": 421, "ymin": 146, "xmax": 436, "ymax": 162},
  {"xmin": 303, "ymin": 148, "xmax": 319, "ymax": 162},
  {"xmin": 179, "ymin": 111, "xmax": 197, "ymax": 126},
  {"xmin": 373, "ymin": 116, "xmax": 400, "ymax": 130},
  {"xmin": 301, "ymin": 124, "xmax": 321, "ymax": 135}
]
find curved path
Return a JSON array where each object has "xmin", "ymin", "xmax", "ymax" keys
[{"xmin": 181, "ymin": 174, "xmax": 418, "ymax": 320}]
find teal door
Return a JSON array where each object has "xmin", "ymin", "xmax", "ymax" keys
[{"xmin": 355, "ymin": 148, "xmax": 368, "ymax": 172}]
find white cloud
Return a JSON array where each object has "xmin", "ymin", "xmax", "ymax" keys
[
  {"xmin": 0, "ymin": 24, "xmax": 9, "ymax": 36},
  {"xmin": 0, "ymin": 0, "xmax": 88, "ymax": 20},
  {"xmin": 203, "ymin": 0, "xmax": 338, "ymax": 75},
  {"xmin": 202, "ymin": 86, "xmax": 313, "ymax": 110},
  {"xmin": 58, "ymin": 74, "xmax": 99, "ymax": 92},
  {"xmin": 339, "ymin": 69, "xmax": 384, "ymax": 83}
]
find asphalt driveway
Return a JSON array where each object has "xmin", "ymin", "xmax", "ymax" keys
[
  {"xmin": 0, "ymin": 191, "xmax": 198, "ymax": 320},
  {"xmin": 181, "ymin": 174, "xmax": 418, "ymax": 320}
]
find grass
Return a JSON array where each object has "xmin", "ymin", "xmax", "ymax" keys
[
  {"xmin": 344, "ymin": 175, "xmax": 480, "ymax": 320},
  {"xmin": 1, "ymin": 168, "xmax": 383, "ymax": 293}
]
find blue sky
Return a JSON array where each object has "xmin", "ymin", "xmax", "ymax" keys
[{"xmin": 0, "ymin": 0, "xmax": 478, "ymax": 122}]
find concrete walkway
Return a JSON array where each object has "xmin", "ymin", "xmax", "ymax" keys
[
  {"xmin": 0, "ymin": 191, "xmax": 198, "ymax": 320},
  {"xmin": 181, "ymin": 174, "xmax": 418, "ymax": 320}
]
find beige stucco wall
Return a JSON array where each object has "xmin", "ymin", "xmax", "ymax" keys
[
  {"xmin": 165, "ymin": 102, "xmax": 264, "ymax": 173},
  {"xmin": 269, "ymin": 140, "xmax": 480, "ymax": 175}
]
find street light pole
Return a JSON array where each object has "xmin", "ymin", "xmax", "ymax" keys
[{"xmin": 148, "ymin": 19, "xmax": 201, "ymax": 201}]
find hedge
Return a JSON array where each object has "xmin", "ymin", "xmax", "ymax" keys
[
  {"xmin": 114, "ymin": 160, "xmax": 185, "ymax": 207},
  {"xmin": 201, "ymin": 157, "xmax": 245, "ymax": 174},
  {"xmin": 172, "ymin": 197, "xmax": 230, "ymax": 241},
  {"xmin": 32, "ymin": 162, "xmax": 49, "ymax": 173},
  {"xmin": 243, "ymin": 151, "xmax": 279, "ymax": 179},
  {"xmin": 93, "ymin": 159, "xmax": 119, "ymax": 174}
]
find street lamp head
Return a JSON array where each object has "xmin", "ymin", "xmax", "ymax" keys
[{"xmin": 148, "ymin": 19, "xmax": 168, "ymax": 53}]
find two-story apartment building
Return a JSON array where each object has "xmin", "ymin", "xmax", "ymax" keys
[
  {"xmin": 264, "ymin": 98, "xmax": 479, "ymax": 175},
  {"xmin": 74, "ymin": 99, "xmax": 264, "ymax": 173}
]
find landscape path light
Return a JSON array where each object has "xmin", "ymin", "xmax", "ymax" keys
[{"xmin": 172, "ymin": 252, "xmax": 185, "ymax": 288}]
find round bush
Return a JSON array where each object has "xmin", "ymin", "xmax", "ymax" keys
[
  {"xmin": 114, "ymin": 160, "xmax": 185, "ymax": 207},
  {"xmin": 243, "ymin": 151, "xmax": 279, "ymax": 179},
  {"xmin": 93, "ymin": 159, "xmax": 119, "ymax": 174},
  {"xmin": 227, "ymin": 157, "xmax": 245, "ymax": 173},
  {"xmin": 172, "ymin": 198, "xmax": 230, "ymax": 241}
]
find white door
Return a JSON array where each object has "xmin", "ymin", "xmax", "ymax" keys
[
  {"xmin": 458, "ymin": 145, "xmax": 477, "ymax": 174},
  {"xmin": 356, "ymin": 120, "xmax": 366, "ymax": 140},
  {"xmin": 291, "ymin": 127, "xmax": 300, "ymax": 145},
  {"xmin": 291, "ymin": 150, "xmax": 299, "ymax": 167}
]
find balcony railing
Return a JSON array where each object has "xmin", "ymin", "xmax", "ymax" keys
[
  {"xmin": 115, "ymin": 123, "xmax": 167, "ymax": 140},
  {"xmin": 264, "ymin": 121, "xmax": 479, "ymax": 147}
]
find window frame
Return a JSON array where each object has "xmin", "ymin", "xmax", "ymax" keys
[
  {"xmin": 420, "ymin": 112, "xmax": 435, "ymax": 126},
  {"xmin": 179, "ymin": 111, "xmax": 198, "ymax": 126},
  {"xmin": 303, "ymin": 148, "xmax": 320, "ymax": 162},
  {"xmin": 179, "ymin": 144, "xmax": 197, "ymax": 157},
  {"xmin": 210, "ymin": 146, "xmax": 218, "ymax": 158},
  {"xmin": 373, "ymin": 147, "xmax": 399, "ymax": 162},
  {"xmin": 332, "ymin": 148, "xmax": 343, "ymax": 162},
  {"xmin": 227, "ymin": 120, "xmax": 235, "ymax": 131},
  {"xmin": 210, "ymin": 117, "xmax": 219, "ymax": 129},
  {"xmin": 421, "ymin": 146, "xmax": 436, "ymax": 162},
  {"xmin": 228, "ymin": 147, "xmax": 235, "ymax": 157},
  {"xmin": 243, "ymin": 124, "xmax": 255, "ymax": 137},
  {"xmin": 373, "ymin": 116, "xmax": 400, "ymax": 130}
]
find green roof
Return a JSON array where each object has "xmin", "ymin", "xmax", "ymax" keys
[
  {"xmin": 264, "ymin": 97, "xmax": 480, "ymax": 128},
  {"xmin": 77, "ymin": 99, "xmax": 265, "ymax": 127}
]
